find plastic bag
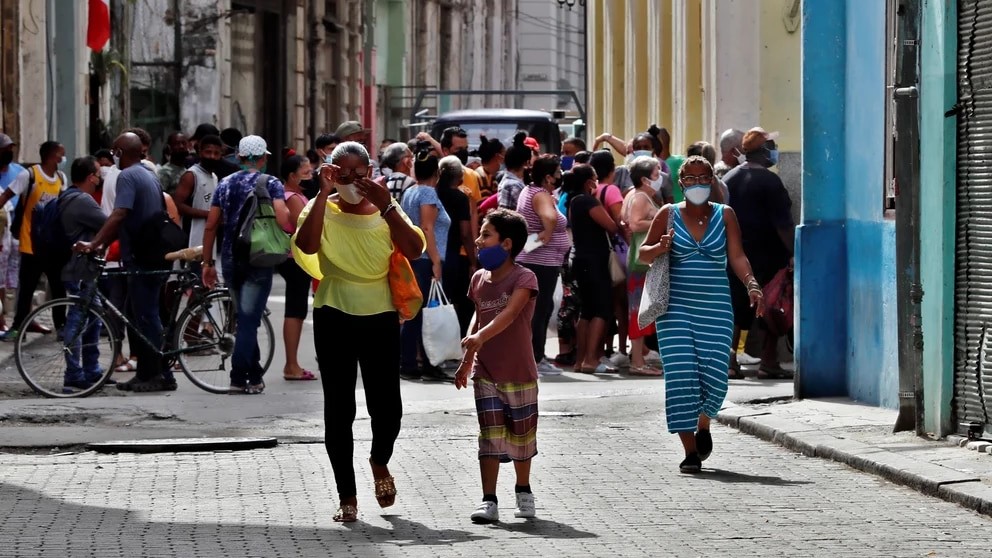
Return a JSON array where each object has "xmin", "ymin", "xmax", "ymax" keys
[{"xmin": 422, "ymin": 279, "xmax": 463, "ymax": 366}]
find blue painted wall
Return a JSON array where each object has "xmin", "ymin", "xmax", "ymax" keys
[
  {"xmin": 799, "ymin": 0, "xmax": 899, "ymax": 407},
  {"xmin": 919, "ymin": 0, "xmax": 957, "ymax": 435}
]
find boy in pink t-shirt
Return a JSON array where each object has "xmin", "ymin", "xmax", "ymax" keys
[{"xmin": 455, "ymin": 209, "xmax": 540, "ymax": 524}]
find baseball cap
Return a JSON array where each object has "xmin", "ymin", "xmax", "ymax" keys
[
  {"xmin": 0, "ymin": 134, "xmax": 14, "ymax": 149},
  {"xmin": 334, "ymin": 121, "xmax": 367, "ymax": 138},
  {"xmin": 523, "ymin": 137, "xmax": 540, "ymax": 152},
  {"xmin": 741, "ymin": 127, "xmax": 779, "ymax": 153},
  {"xmin": 191, "ymin": 123, "xmax": 221, "ymax": 141},
  {"xmin": 237, "ymin": 135, "xmax": 271, "ymax": 158}
]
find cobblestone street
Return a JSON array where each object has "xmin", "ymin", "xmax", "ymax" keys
[{"xmin": 2, "ymin": 393, "xmax": 989, "ymax": 557}]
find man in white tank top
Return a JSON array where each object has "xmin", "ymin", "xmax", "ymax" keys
[{"xmin": 175, "ymin": 135, "xmax": 223, "ymax": 255}]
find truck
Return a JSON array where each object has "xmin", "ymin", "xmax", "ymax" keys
[{"xmin": 408, "ymin": 90, "xmax": 586, "ymax": 155}]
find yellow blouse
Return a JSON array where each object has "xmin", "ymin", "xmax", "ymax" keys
[{"xmin": 291, "ymin": 199, "xmax": 425, "ymax": 316}]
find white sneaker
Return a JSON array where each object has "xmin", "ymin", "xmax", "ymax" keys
[
  {"xmin": 598, "ymin": 356, "xmax": 619, "ymax": 373},
  {"xmin": 471, "ymin": 500, "xmax": 500, "ymax": 523},
  {"xmin": 737, "ymin": 352, "xmax": 761, "ymax": 365},
  {"xmin": 608, "ymin": 353, "xmax": 630, "ymax": 369},
  {"xmin": 514, "ymin": 493, "xmax": 536, "ymax": 518},
  {"xmin": 645, "ymin": 350, "xmax": 663, "ymax": 366},
  {"xmin": 537, "ymin": 359, "xmax": 563, "ymax": 376}
]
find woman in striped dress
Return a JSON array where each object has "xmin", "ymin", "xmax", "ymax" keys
[
  {"xmin": 639, "ymin": 156, "xmax": 764, "ymax": 473},
  {"xmin": 516, "ymin": 154, "xmax": 572, "ymax": 374}
]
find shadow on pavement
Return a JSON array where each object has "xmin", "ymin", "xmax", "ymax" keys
[
  {"xmin": 0, "ymin": 482, "xmax": 491, "ymax": 554},
  {"xmin": 491, "ymin": 517, "xmax": 598, "ymax": 539},
  {"xmin": 695, "ymin": 468, "xmax": 813, "ymax": 486},
  {"xmin": 339, "ymin": 514, "xmax": 490, "ymax": 545}
]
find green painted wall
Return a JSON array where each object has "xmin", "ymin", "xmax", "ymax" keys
[{"xmin": 919, "ymin": 0, "xmax": 957, "ymax": 436}]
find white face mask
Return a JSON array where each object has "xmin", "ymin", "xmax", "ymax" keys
[
  {"xmin": 648, "ymin": 176, "xmax": 664, "ymax": 192},
  {"xmin": 684, "ymin": 185, "xmax": 711, "ymax": 205},
  {"xmin": 337, "ymin": 183, "xmax": 364, "ymax": 205},
  {"xmin": 736, "ymin": 150, "xmax": 746, "ymax": 165},
  {"xmin": 112, "ymin": 155, "xmax": 120, "ymax": 168}
]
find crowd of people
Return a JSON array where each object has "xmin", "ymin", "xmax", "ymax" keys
[{"xmin": 0, "ymin": 117, "xmax": 795, "ymax": 519}]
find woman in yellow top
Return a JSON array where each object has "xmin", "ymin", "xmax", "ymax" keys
[{"xmin": 293, "ymin": 142, "xmax": 425, "ymax": 524}]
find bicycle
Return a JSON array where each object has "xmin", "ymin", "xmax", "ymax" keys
[{"xmin": 14, "ymin": 249, "xmax": 275, "ymax": 397}]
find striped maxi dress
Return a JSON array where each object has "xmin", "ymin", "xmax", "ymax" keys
[{"xmin": 656, "ymin": 203, "xmax": 734, "ymax": 433}]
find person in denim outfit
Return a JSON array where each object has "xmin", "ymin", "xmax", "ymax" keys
[{"xmin": 201, "ymin": 135, "xmax": 290, "ymax": 394}]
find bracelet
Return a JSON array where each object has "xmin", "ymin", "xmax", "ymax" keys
[
  {"xmin": 748, "ymin": 288, "xmax": 763, "ymax": 296},
  {"xmin": 203, "ymin": 260, "xmax": 215, "ymax": 268},
  {"xmin": 380, "ymin": 203, "xmax": 397, "ymax": 218}
]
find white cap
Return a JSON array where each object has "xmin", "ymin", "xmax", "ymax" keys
[{"xmin": 237, "ymin": 135, "xmax": 271, "ymax": 158}]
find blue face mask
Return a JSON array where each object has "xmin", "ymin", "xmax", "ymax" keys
[
  {"xmin": 767, "ymin": 149, "xmax": 779, "ymax": 166},
  {"xmin": 560, "ymin": 156, "xmax": 574, "ymax": 171},
  {"xmin": 324, "ymin": 154, "xmax": 334, "ymax": 165},
  {"xmin": 477, "ymin": 245, "xmax": 509, "ymax": 271}
]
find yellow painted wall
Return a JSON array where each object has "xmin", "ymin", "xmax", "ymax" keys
[
  {"xmin": 759, "ymin": 1, "xmax": 802, "ymax": 151},
  {"xmin": 586, "ymin": 0, "xmax": 801, "ymax": 155}
]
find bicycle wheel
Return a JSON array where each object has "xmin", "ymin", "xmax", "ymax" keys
[
  {"xmin": 15, "ymin": 299, "xmax": 119, "ymax": 398},
  {"xmin": 175, "ymin": 290, "xmax": 274, "ymax": 393}
]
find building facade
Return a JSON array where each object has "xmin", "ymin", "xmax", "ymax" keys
[{"xmin": 584, "ymin": 0, "xmax": 802, "ymax": 221}]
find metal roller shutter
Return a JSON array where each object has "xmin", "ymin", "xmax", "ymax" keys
[{"xmin": 955, "ymin": 0, "xmax": 992, "ymax": 436}]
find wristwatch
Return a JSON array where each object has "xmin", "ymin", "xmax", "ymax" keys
[
  {"xmin": 380, "ymin": 203, "xmax": 397, "ymax": 217},
  {"xmin": 202, "ymin": 260, "xmax": 215, "ymax": 267}
]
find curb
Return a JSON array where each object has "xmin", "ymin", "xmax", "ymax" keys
[
  {"xmin": 87, "ymin": 436, "xmax": 278, "ymax": 454},
  {"xmin": 716, "ymin": 406, "xmax": 992, "ymax": 517}
]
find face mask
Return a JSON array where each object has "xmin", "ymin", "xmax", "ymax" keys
[
  {"xmin": 58, "ymin": 156, "xmax": 67, "ymax": 170},
  {"xmin": 453, "ymin": 149, "xmax": 469, "ymax": 165},
  {"xmin": 684, "ymin": 185, "xmax": 711, "ymax": 205},
  {"xmin": 337, "ymin": 183, "xmax": 364, "ymax": 205},
  {"xmin": 199, "ymin": 158, "xmax": 218, "ymax": 173},
  {"xmin": 628, "ymin": 150, "xmax": 653, "ymax": 163},
  {"xmin": 170, "ymin": 150, "xmax": 189, "ymax": 165},
  {"xmin": 324, "ymin": 154, "xmax": 334, "ymax": 165},
  {"xmin": 112, "ymin": 155, "xmax": 121, "ymax": 168},
  {"xmin": 649, "ymin": 176, "xmax": 664, "ymax": 192},
  {"xmin": 560, "ymin": 156, "xmax": 574, "ymax": 171},
  {"xmin": 0, "ymin": 151, "xmax": 12, "ymax": 167},
  {"xmin": 768, "ymin": 149, "xmax": 779, "ymax": 166},
  {"xmin": 477, "ymin": 245, "xmax": 509, "ymax": 271},
  {"xmin": 736, "ymin": 150, "xmax": 747, "ymax": 165}
]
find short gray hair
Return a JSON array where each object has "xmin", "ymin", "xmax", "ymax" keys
[
  {"xmin": 330, "ymin": 141, "xmax": 370, "ymax": 165},
  {"xmin": 628, "ymin": 155, "xmax": 660, "ymax": 188},
  {"xmin": 718, "ymin": 129, "xmax": 744, "ymax": 154},
  {"xmin": 380, "ymin": 142, "xmax": 410, "ymax": 170},
  {"xmin": 438, "ymin": 155, "xmax": 464, "ymax": 180}
]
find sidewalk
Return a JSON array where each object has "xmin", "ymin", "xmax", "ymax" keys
[{"xmin": 717, "ymin": 397, "xmax": 992, "ymax": 516}]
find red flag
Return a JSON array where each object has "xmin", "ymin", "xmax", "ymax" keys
[{"xmin": 87, "ymin": 0, "xmax": 110, "ymax": 51}]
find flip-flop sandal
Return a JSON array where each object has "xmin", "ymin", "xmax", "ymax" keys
[
  {"xmin": 628, "ymin": 365, "xmax": 663, "ymax": 377},
  {"xmin": 284, "ymin": 370, "xmax": 318, "ymax": 381},
  {"xmin": 114, "ymin": 358, "xmax": 138, "ymax": 373},
  {"xmin": 370, "ymin": 457, "xmax": 397, "ymax": 508},
  {"xmin": 333, "ymin": 504, "xmax": 358, "ymax": 523}
]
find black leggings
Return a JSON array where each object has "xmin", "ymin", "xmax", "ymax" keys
[
  {"xmin": 276, "ymin": 258, "xmax": 312, "ymax": 320},
  {"xmin": 13, "ymin": 252, "xmax": 66, "ymax": 331},
  {"xmin": 313, "ymin": 306, "xmax": 402, "ymax": 500},
  {"xmin": 522, "ymin": 263, "xmax": 559, "ymax": 362}
]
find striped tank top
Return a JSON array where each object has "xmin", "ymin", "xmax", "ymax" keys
[{"xmin": 515, "ymin": 185, "xmax": 572, "ymax": 267}]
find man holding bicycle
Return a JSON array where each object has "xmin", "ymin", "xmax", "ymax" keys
[{"xmin": 74, "ymin": 132, "xmax": 177, "ymax": 393}]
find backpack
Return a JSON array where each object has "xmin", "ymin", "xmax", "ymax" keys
[
  {"xmin": 133, "ymin": 194, "xmax": 187, "ymax": 270},
  {"xmin": 235, "ymin": 173, "xmax": 289, "ymax": 267},
  {"xmin": 11, "ymin": 166, "xmax": 67, "ymax": 236},
  {"xmin": 30, "ymin": 190, "xmax": 83, "ymax": 266}
]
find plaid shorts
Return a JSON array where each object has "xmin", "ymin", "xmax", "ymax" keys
[{"xmin": 474, "ymin": 378, "xmax": 538, "ymax": 462}]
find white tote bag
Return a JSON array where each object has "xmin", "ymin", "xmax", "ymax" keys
[
  {"xmin": 637, "ymin": 208, "xmax": 674, "ymax": 330},
  {"xmin": 422, "ymin": 279, "xmax": 463, "ymax": 366}
]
